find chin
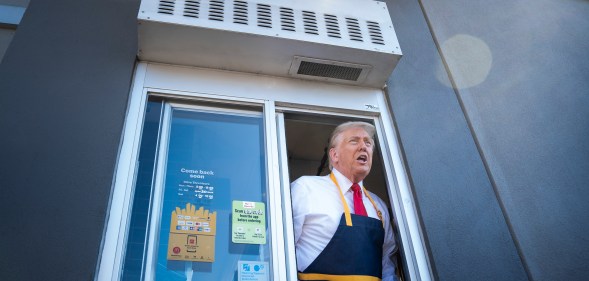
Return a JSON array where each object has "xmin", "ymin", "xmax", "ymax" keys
[{"xmin": 354, "ymin": 169, "xmax": 371, "ymax": 180}]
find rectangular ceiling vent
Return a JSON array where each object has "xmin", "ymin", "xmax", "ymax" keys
[
  {"xmin": 139, "ymin": 0, "xmax": 402, "ymax": 88},
  {"xmin": 289, "ymin": 56, "xmax": 372, "ymax": 84}
]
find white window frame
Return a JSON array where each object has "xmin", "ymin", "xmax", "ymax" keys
[
  {"xmin": 96, "ymin": 62, "xmax": 433, "ymax": 281},
  {"xmin": 143, "ymin": 102, "xmax": 281, "ymax": 280}
]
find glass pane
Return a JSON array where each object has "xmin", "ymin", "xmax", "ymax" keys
[
  {"xmin": 153, "ymin": 107, "xmax": 270, "ymax": 280},
  {"xmin": 122, "ymin": 100, "xmax": 164, "ymax": 281}
]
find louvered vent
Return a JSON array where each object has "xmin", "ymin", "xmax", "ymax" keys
[
  {"xmin": 297, "ymin": 61, "xmax": 362, "ymax": 81},
  {"xmin": 346, "ymin": 17, "xmax": 363, "ymax": 42},
  {"xmin": 141, "ymin": 0, "xmax": 401, "ymax": 87},
  {"xmin": 324, "ymin": 14, "xmax": 341, "ymax": 38},
  {"xmin": 367, "ymin": 21, "xmax": 384, "ymax": 45},
  {"xmin": 209, "ymin": 0, "xmax": 224, "ymax": 21},
  {"xmin": 280, "ymin": 7, "xmax": 295, "ymax": 31},
  {"xmin": 152, "ymin": 0, "xmax": 394, "ymax": 48},
  {"xmin": 158, "ymin": 0, "xmax": 175, "ymax": 14},
  {"xmin": 302, "ymin": 11, "xmax": 318, "ymax": 35},
  {"xmin": 233, "ymin": 0, "xmax": 248, "ymax": 24},
  {"xmin": 184, "ymin": 0, "xmax": 200, "ymax": 18},
  {"xmin": 257, "ymin": 4, "xmax": 271, "ymax": 28}
]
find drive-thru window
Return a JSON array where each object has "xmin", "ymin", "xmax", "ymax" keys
[{"xmin": 97, "ymin": 0, "xmax": 432, "ymax": 280}]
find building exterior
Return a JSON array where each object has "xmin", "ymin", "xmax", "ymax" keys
[{"xmin": 1, "ymin": 0, "xmax": 588, "ymax": 280}]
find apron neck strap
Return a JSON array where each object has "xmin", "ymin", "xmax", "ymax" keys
[{"xmin": 329, "ymin": 173, "xmax": 384, "ymax": 227}]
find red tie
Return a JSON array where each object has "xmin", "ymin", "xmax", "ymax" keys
[{"xmin": 351, "ymin": 183, "xmax": 368, "ymax": 216}]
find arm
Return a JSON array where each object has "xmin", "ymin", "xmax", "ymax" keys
[
  {"xmin": 376, "ymin": 197, "xmax": 398, "ymax": 281},
  {"xmin": 290, "ymin": 179, "xmax": 308, "ymax": 244}
]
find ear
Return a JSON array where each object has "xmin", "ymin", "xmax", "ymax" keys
[{"xmin": 329, "ymin": 147, "xmax": 338, "ymax": 164}]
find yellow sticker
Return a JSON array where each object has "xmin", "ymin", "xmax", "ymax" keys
[{"xmin": 167, "ymin": 203, "xmax": 217, "ymax": 262}]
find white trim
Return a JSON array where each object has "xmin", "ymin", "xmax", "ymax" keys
[
  {"xmin": 96, "ymin": 63, "xmax": 149, "ymax": 281},
  {"xmin": 167, "ymin": 101, "xmax": 264, "ymax": 116},
  {"xmin": 373, "ymin": 117, "xmax": 419, "ymax": 279},
  {"xmin": 377, "ymin": 93, "xmax": 433, "ymax": 281},
  {"xmin": 276, "ymin": 112, "xmax": 298, "ymax": 281},
  {"xmin": 275, "ymin": 105, "xmax": 379, "ymax": 119},
  {"xmin": 147, "ymin": 87, "xmax": 267, "ymax": 106},
  {"xmin": 143, "ymin": 63, "xmax": 383, "ymax": 114},
  {"xmin": 264, "ymin": 101, "xmax": 288, "ymax": 281}
]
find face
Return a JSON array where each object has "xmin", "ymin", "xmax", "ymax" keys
[{"xmin": 330, "ymin": 127, "xmax": 374, "ymax": 183}]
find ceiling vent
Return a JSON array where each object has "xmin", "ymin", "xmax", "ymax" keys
[
  {"xmin": 289, "ymin": 56, "xmax": 371, "ymax": 84},
  {"xmin": 138, "ymin": 0, "xmax": 402, "ymax": 88}
]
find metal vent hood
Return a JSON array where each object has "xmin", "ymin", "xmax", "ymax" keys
[{"xmin": 138, "ymin": 0, "xmax": 402, "ymax": 88}]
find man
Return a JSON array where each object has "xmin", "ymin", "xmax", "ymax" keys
[{"xmin": 291, "ymin": 121, "xmax": 398, "ymax": 281}]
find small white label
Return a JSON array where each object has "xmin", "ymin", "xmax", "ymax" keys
[{"xmin": 243, "ymin": 201, "xmax": 256, "ymax": 209}]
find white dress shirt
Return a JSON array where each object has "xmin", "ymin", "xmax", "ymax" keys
[{"xmin": 291, "ymin": 168, "xmax": 397, "ymax": 281}]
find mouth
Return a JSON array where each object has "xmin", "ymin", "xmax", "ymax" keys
[{"xmin": 357, "ymin": 155, "xmax": 368, "ymax": 164}]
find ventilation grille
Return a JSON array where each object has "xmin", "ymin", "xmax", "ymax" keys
[
  {"xmin": 346, "ymin": 17, "xmax": 363, "ymax": 42},
  {"xmin": 367, "ymin": 21, "xmax": 384, "ymax": 45},
  {"xmin": 158, "ymin": 0, "xmax": 175, "ymax": 14},
  {"xmin": 297, "ymin": 61, "xmax": 362, "ymax": 81},
  {"xmin": 257, "ymin": 4, "xmax": 272, "ymax": 28},
  {"xmin": 324, "ymin": 14, "xmax": 341, "ymax": 38},
  {"xmin": 209, "ymin": 0, "xmax": 224, "ymax": 21},
  {"xmin": 287, "ymin": 56, "xmax": 373, "ymax": 83},
  {"xmin": 280, "ymin": 7, "xmax": 295, "ymax": 31},
  {"xmin": 302, "ymin": 11, "xmax": 319, "ymax": 35},
  {"xmin": 151, "ymin": 0, "xmax": 392, "ymax": 48},
  {"xmin": 233, "ymin": 1, "xmax": 248, "ymax": 24},
  {"xmin": 184, "ymin": 0, "xmax": 200, "ymax": 18}
]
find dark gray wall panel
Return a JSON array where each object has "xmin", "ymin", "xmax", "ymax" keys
[
  {"xmin": 0, "ymin": 0, "xmax": 139, "ymax": 280},
  {"xmin": 384, "ymin": 0, "xmax": 528, "ymax": 280},
  {"xmin": 419, "ymin": 0, "xmax": 589, "ymax": 280}
]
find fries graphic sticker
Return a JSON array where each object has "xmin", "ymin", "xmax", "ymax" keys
[{"xmin": 167, "ymin": 203, "xmax": 217, "ymax": 262}]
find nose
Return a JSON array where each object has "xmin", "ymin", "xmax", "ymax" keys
[{"xmin": 359, "ymin": 141, "xmax": 368, "ymax": 151}]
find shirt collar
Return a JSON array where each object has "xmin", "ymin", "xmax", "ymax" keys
[{"xmin": 331, "ymin": 168, "xmax": 364, "ymax": 193}]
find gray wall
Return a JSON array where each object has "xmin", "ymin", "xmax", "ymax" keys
[
  {"xmin": 385, "ymin": 0, "xmax": 528, "ymax": 279},
  {"xmin": 386, "ymin": 0, "xmax": 589, "ymax": 280},
  {"xmin": 0, "ymin": 0, "xmax": 139, "ymax": 280}
]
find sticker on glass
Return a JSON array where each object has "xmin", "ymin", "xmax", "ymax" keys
[
  {"xmin": 167, "ymin": 203, "xmax": 217, "ymax": 262},
  {"xmin": 238, "ymin": 261, "xmax": 268, "ymax": 281},
  {"xmin": 232, "ymin": 201, "xmax": 266, "ymax": 244}
]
